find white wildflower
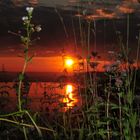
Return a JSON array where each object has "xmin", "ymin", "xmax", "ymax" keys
[
  {"xmin": 22, "ymin": 16, "xmax": 28, "ymax": 21},
  {"xmin": 26, "ymin": 7, "xmax": 34, "ymax": 13},
  {"xmin": 83, "ymin": 9, "xmax": 87, "ymax": 16},
  {"xmin": 35, "ymin": 25, "xmax": 42, "ymax": 32}
]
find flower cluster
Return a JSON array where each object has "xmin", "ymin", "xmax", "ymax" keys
[
  {"xmin": 22, "ymin": 16, "xmax": 28, "ymax": 21},
  {"xmin": 22, "ymin": 7, "xmax": 34, "ymax": 22},
  {"xmin": 20, "ymin": 7, "xmax": 42, "ymax": 46},
  {"xmin": 21, "ymin": 7, "xmax": 41, "ymax": 33},
  {"xmin": 26, "ymin": 7, "xmax": 34, "ymax": 14}
]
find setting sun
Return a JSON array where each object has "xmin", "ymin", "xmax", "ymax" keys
[{"xmin": 65, "ymin": 58, "xmax": 74, "ymax": 67}]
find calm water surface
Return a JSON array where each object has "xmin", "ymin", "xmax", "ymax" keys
[{"xmin": 0, "ymin": 82, "xmax": 82, "ymax": 113}]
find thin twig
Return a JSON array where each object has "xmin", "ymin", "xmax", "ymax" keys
[{"xmin": 0, "ymin": 118, "xmax": 55, "ymax": 132}]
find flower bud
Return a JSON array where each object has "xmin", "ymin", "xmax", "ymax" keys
[
  {"xmin": 22, "ymin": 16, "xmax": 28, "ymax": 21},
  {"xmin": 26, "ymin": 7, "xmax": 34, "ymax": 14},
  {"xmin": 35, "ymin": 25, "xmax": 42, "ymax": 32}
]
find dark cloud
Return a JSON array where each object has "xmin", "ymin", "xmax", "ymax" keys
[
  {"xmin": 0, "ymin": 0, "xmax": 140, "ymax": 58},
  {"xmin": 0, "ymin": 0, "xmax": 140, "ymax": 19},
  {"xmin": 46, "ymin": 0, "xmax": 138, "ymax": 20}
]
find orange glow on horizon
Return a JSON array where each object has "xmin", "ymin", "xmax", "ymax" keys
[
  {"xmin": 0, "ymin": 57, "xmax": 139, "ymax": 73},
  {"xmin": 96, "ymin": 9, "xmax": 116, "ymax": 19}
]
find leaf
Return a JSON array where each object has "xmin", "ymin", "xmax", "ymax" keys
[
  {"xmin": 130, "ymin": 112, "xmax": 137, "ymax": 130},
  {"xmin": 86, "ymin": 56, "xmax": 91, "ymax": 63},
  {"xmin": 19, "ymin": 74, "xmax": 24, "ymax": 81},
  {"xmin": 24, "ymin": 48, "xmax": 28, "ymax": 54},
  {"xmin": 21, "ymin": 36, "xmax": 28, "ymax": 44},
  {"xmin": 79, "ymin": 123, "xmax": 84, "ymax": 140},
  {"xmin": 33, "ymin": 112, "xmax": 39, "ymax": 122},
  {"xmin": 121, "ymin": 106, "xmax": 129, "ymax": 113},
  {"xmin": 91, "ymin": 51, "xmax": 98, "ymax": 57},
  {"xmin": 123, "ymin": 120, "xmax": 131, "ymax": 140},
  {"xmin": 98, "ymin": 129, "xmax": 107, "ymax": 139},
  {"xmin": 126, "ymin": 90, "xmax": 134, "ymax": 105},
  {"xmin": 97, "ymin": 121, "xmax": 107, "ymax": 127},
  {"xmin": 111, "ymin": 131, "xmax": 119, "ymax": 136},
  {"xmin": 110, "ymin": 103, "xmax": 119, "ymax": 110},
  {"xmin": 117, "ymin": 92, "xmax": 124, "ymax": 98}
]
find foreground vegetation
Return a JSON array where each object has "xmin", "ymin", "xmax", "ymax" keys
[{"xmin": 0, "ymin": 6, "xmax": 140, "ymax": 140}]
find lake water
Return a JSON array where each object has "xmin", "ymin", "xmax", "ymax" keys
[{"xmin": 0, "ymin": 82, "xmax": 82, "ymax": 113}]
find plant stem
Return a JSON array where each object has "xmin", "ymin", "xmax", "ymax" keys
[
  {"xmin": 0, "ymin": 118, "xmax": 55, "ymax": 132},
  {"xmin": 17, "ymin": 61, "xmax": 27, "ymax": 111},
  {"xmin": 126, "ymin": 14, "xmax": 129, "ymax": 56},
  {"xmin": 107, "ymin": 76, "xmax": 111, "ymax": 140},
  {"xmin": 25, "ymin": 111, "xmax": 43, "ymax": 138},
  {"xmin": 0, "ymin": 111, "xmax": 24, "ymax": 117},
  {"xmin": 119, "ymin": 94, "xmax": 122, "ymax": 140},
  {"xmin": 23, "ymin": 124, "xmax": 28, "ymax": 140},
  {"xmin": 133, "ymin": 30, "xmax": 140, "ymax": 94}
]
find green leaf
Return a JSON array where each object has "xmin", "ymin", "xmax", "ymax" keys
[
  {"xmin": 126, "ymin": 90, "xmax": 134, "ymax": 105},
  {"xmin": 130, "ymin": 112, "xmax": 137, "ymax": 130},
  {"xmin": 98, "ymin": 129, "xmax": 107, "ymax": 139},
  {"xmin": 19, "ymin": 74, "xmax": 24, "ymax": 81},
  {"xmin": 123, "ymin": 120, "xmax": 130, "ymax": 139},
  {"xmin": 110, "ymin": 103, "xmax": 119, "ymax": 110},
  {"xmin": 24, "ymin": 48, "xmax": 28, "ymax": 54},
  {"xmin": 79, "ymin": 124, "xmax": 84, "ymax": 140},
  {"xmin": 111, "ymin": 131, "xmax": 119, "ymax": 136},
  {"xmin": 86, "ymin": 56, "xmax": 91, "ymax": 63},
  {"xmin": 118, "ymin": 92, "xmax": 124, "ymax": 98},
  {"xmin": 33, "ymin": 112, "xmax": 39, "ymax": 122},
  {"xmin": 96, "ymin": 121, "xmax": 107, "ymax": 127},
  {"xmin": 21, "ymin": 36, "xmax": 28, "ymax": 44}
]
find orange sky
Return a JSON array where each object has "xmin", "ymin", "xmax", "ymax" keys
[
  {"xmin": 0, "ymin": 56, "xmax": 113, "ymax": 73},
  {"xmin": 0, "ymin": 57, "xmax": 64, "ymax": 72}
]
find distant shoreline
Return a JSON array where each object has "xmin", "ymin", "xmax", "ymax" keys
[
  {"xmin": 1, "ymin": 69, "xmax": 139, "ymax": 83},
  {"xmin": 0, "ymin": 71, "xmax": 105, "ymax": 82}
]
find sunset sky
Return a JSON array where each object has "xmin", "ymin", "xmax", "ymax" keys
[{"xmin": 0, "ymin": 0, "xmax": 140, "ymax": 72}]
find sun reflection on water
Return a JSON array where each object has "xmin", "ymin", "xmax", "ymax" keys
[
  {"xmin": 63, "ymin": 84, "xmax": 78, "ymax": 110},
  {"xmin": 0, "ymin": 82, "xmax": 80, "ymax": 113}
]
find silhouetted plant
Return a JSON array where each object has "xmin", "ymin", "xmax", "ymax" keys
[{"xmin": 0, "ymin": 7, "xmax": 55, "ymax": 140}]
